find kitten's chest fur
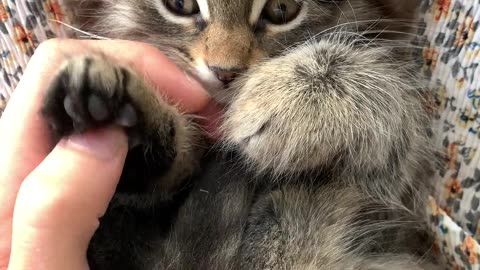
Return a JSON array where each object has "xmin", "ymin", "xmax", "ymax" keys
[
  {"xmin": 88, "ymin": 151, "xmax": 418, "ymax": 270},
  {"xmin": 89, "ymin": 151, "xmax": 278, "ymax": 269}
]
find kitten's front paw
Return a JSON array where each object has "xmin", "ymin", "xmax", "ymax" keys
[
  {"xmin": 42, "ymin": 56, "xmax": 139, "ymax": 138},
  {"xmin": 41, "ymin": 55, "xmax": 202, "ymax": 202},
  {"xmin": 223, "ymin": 41, "xmax": 423, "ymax": 174}
]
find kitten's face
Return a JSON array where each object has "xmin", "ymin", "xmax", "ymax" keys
[
  {"xmin": 70, "ymin": 0, "xmax": 418, "ymax": 101},
  {"xmin": 155, "ymin": 0, "xmax": 335, "ymax": 99}
]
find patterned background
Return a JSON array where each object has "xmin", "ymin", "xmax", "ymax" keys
[
  {"xmin": 0, "ymin": 0, "xmax": 67, "ymax": 116},
  {"xmin": 1, "ymin": 0, "xmax": 480, "ymax": 269},
  {"xmin": 420, "ymin": 0, "xmax": 480, "ymax": 268}
]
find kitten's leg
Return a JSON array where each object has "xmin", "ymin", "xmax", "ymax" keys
[
  {"xmin": 236, "ymin": 185, "xmax": 436, "ymax": 270},
  {"xmin": 41, "ymin": 55, "xmax": 203, "ymax": 204}
]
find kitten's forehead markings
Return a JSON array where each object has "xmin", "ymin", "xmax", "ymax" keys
[
  {"xmin": 194, "ymin": 59, "xmax": 223, "ymax": 88},
  {"xmin": 249, "ymin": 0, "xmax": 268, "ymax": 26},
  {"xmin": 197, "ymin": 0, "xmax": 211, "ymax": 20}
]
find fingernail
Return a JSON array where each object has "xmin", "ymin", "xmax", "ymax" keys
[{"xmin": 61, "ymin": 128, "xmax": 127, "ymax": 160}]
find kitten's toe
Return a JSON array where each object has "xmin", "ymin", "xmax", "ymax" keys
[
  {"xmin": 41, "ymin": 56, "xmax": 139, "ymax": 137},
  {"xmin": 63, "ymin": 94, "xmax": 91, "ymax": 131},
  {"xmin": 116, "ymin": 103, "xmax": 138, "ymax": 128},
  {"xmin": 87, "ymin": 94, "xmax": 111, "ymax": 122}
]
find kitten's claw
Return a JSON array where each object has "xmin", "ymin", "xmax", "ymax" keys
[
  {"xmin": 116, "ymin": 104, "xmax": 138, "ymax": 128},
  {"xmin": 88, "ymin": 94, "xmax": 110, "ymax": 122}
]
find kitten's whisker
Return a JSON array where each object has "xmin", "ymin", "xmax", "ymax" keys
[
  {"xmin": 310, "ymin": 18, "xmax": 425, "ymax": 41},
  {"xmin": 330, "ymin": 0, "xmax": 351, "ymax": 28},
  {"xmin": 345, "ymin": 0, "xmax": 359, "ymax": 33},
  {"xmin": 316, "ymin": 28, "xmax": 423, "ymax": 48},
  {"xmin": 306, "ymin": 1, "xmax": 332, "ymax": 18},
  {"xmin": 50, "ymin": 19, "xmax": 111, "ymax": 40},
  {"xmin": 363, "ymin": 24, "xmax": 389, "ymax": 47},
  {"xmin": 361, "ymin": 30, "xmax": 423, "ymax": 38}
]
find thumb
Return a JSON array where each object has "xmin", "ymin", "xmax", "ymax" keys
[{"xmin": 8, "ymin": 128, "xmax": 128, "ymax": 270}]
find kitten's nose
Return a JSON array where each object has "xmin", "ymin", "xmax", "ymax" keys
[{"xmin": 209, "ymin": 66, "xmax": 245, "ymax": 86}]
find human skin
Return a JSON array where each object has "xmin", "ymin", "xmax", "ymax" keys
[{"xmin": 0, "ymin": 39, "xmax": 213, "ymax": 270}]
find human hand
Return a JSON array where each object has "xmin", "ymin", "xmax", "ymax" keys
[{"xmin": 0, "ymin": 39, "xmax": 212, "ymax": 270}]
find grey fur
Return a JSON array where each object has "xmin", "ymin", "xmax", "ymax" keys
[{"xmin": 42, "ymin": 0, "xmax": 441, "ymax": 269}]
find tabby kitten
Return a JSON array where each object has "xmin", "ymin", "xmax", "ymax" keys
[{"xmin": 41, "ymin": 0, "xmax": 438, "ymax": 269}]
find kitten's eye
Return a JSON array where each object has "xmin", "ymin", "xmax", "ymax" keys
[
  {"xmin": 263, "ymin": 0, "xmax": 302, "ymax": 25},
  {"xmin": 164, "ymin": 0, "xmax": 200, "ymax": 16}
]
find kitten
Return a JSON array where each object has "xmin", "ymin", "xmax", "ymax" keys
[{"xmin": 41, "ymin": 0, "xmax": 439, "ymax": 269}]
